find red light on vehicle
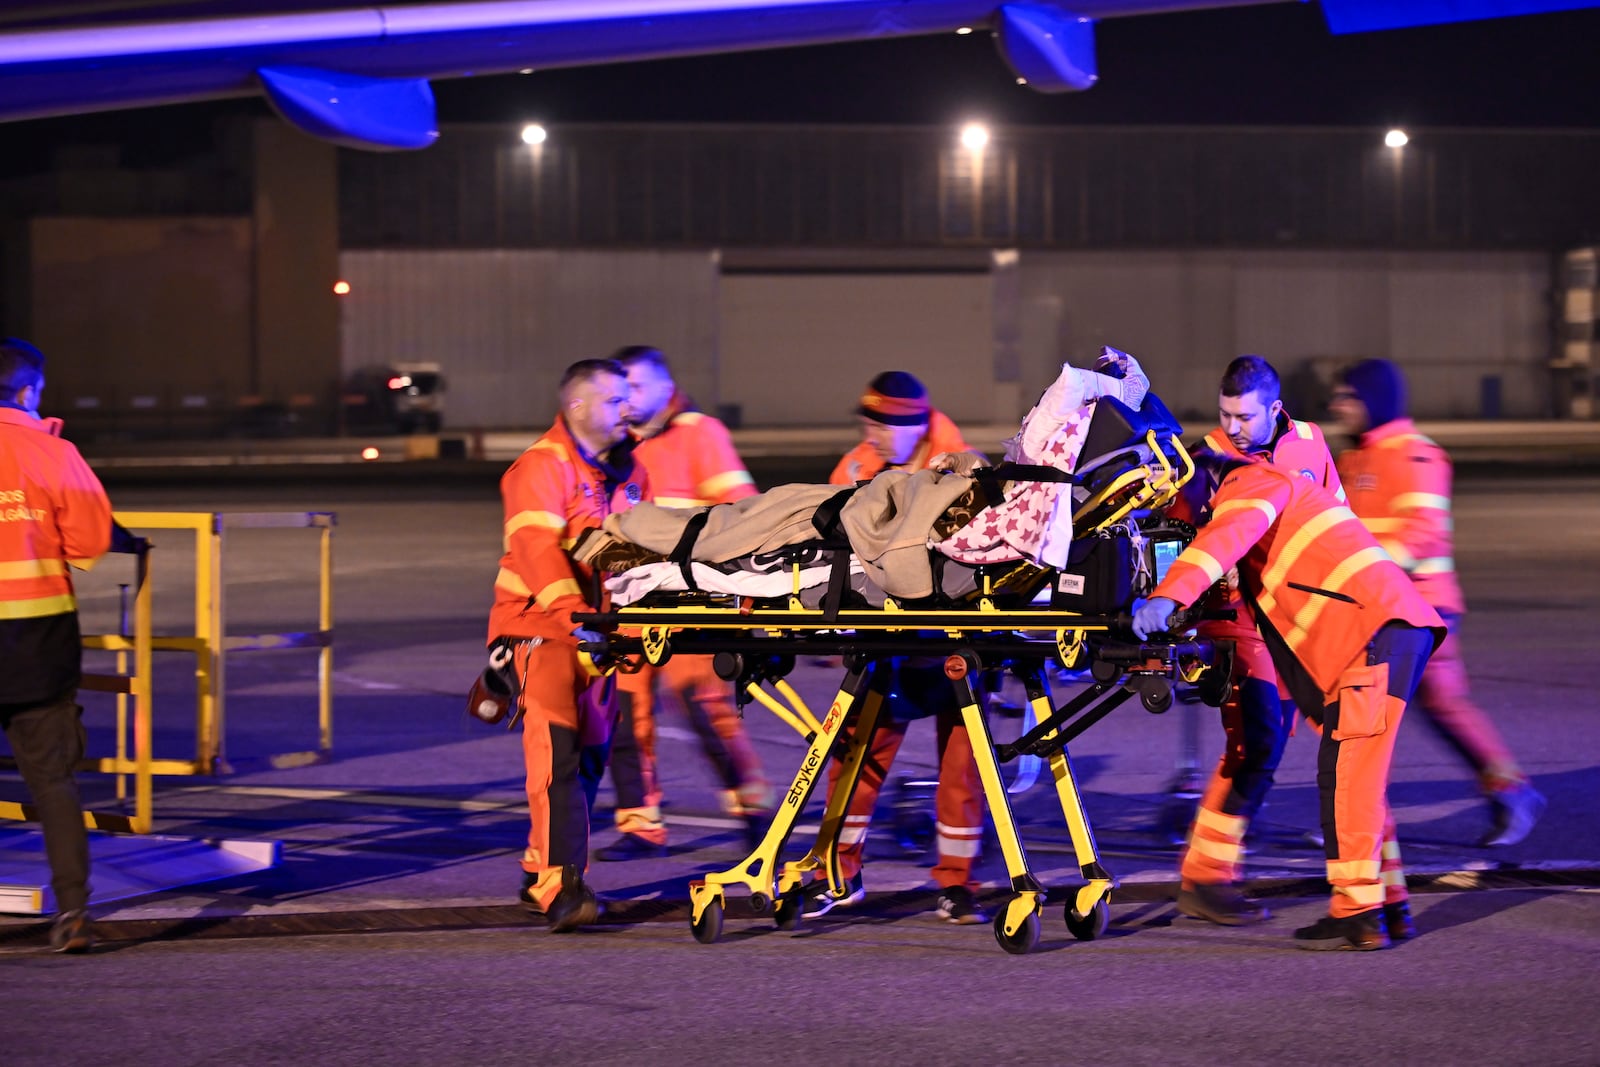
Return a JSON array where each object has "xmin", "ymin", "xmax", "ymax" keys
[
  {"xmin": 333, "ymin": 280, "xmax": 351, "ymax": 295},
  {"xmin": 387, "ymin": 376, "xmax": 411, "ymax": 390}
]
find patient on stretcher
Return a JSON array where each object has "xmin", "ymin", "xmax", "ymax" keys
[{"xmin": 571, "ymin": 348, "xmax": 1176, "ymax": 610}]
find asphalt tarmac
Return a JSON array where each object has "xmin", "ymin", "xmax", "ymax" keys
[{"xmin": 1, "ymin": 458, "xmax": 1598, "ymax": 1065}]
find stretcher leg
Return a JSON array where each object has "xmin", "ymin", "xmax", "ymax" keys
[
  {"xmin": 689, "ymin": 660, "xmax": 882, "ymax": 941},
  {"xmin": 946, "ymin": 653, "xmax": 1047, "ymax": 955}
]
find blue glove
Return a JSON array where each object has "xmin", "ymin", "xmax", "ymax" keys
[{"xmin": 1131, "ymin": 596, "xmax": 1179, "ymax": 640}]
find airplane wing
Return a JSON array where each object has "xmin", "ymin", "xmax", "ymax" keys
[{"xmin": 0, "ymin": 1, "xmax": 1592, "ymax": 150}]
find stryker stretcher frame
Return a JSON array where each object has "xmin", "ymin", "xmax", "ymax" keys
[{"xmin": 578, "ymin": 397, "xmax": 1231, "ymax": 955}]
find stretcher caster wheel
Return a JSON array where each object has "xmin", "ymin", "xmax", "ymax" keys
[
  {"xmin": 1065, "ymin": 897, "xmax": 1110, "ymax": 941},
  {"xmin": 774, "ymin": 886, "xmax": 805, "ymax": 931},
  {"xmin": 749, "ymin": 891, "xmax": 771, "ymax": 915},
  {"xmin": 690, "ymin": 899, "xmax": 725, "ymax": 944},
  {"xmin": 993, "ymin": 909, "xmax": 1040, "ymax": 956}
]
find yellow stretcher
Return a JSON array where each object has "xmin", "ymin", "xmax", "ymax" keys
[{"xmin": 578, "ymin": 394, "xmax": 1234, "ymax": 955}]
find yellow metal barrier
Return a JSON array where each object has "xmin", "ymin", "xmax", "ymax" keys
[
  {"xmin": 0, "ymin": 541, "xmax": 156, "ymax": 834},
  {"xmin": 114, "ymin": 510, "xmax": 336, "ymax": 776}
]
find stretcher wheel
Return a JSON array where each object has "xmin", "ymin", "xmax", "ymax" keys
[
  {"xmin": 993, "ymin": 909, "xmax": 1040, "ymax": 956},
  {"xmin": 1064, "ymin": 897, "xmax": 1110, "ymax": 941},
  {"xmin": 774, "ymin": 886, "xmax": 805, "ymax": 931},
  {"xmin": 690, "ymin": 899, "xmax": 725, "ymax": 944}
]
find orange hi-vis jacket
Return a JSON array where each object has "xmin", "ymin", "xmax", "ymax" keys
[
  {"xmin": 1167, "ymin": 414, "xmax": 1345, "ymax": 667},
  {"xmin": 1152, "ymin": 458, "xmax": 1442, "ymax": 701},
  {"xmin": 829, "ymin": 409, "xmax": 970, "ymax": 486},
  {"xmin": 1336, "ymin": 417, "xmax": 1465, "ymax": 616},
  {"xmin": 0, "ymin": 406, "xmax": 113, "ymax": 705},
  {"xmin": 630, "ymin": 392, "xmax": 757, "ymax": 508},
  {"xmin": 489, "ymin": 417, "xmax": 648, "ymax": 646}
]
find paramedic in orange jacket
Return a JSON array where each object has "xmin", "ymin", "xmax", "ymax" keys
[
  {"xmin": 805, "ymin": 371, "xmax": 993, "ymax": 924},
  {"xmin": 1135, "ymin": 456, "xmax": 1444, "ymax": 950},
  {"xmin": 1331, "ymin": 358, "xmax": 1544, "ymax": 847},
  {"xmin": 596, "ymin": 346, "xmax": 771, "ymax": 859},
  {"xmin": 1165, "ymin": 355, "xmax": 1345, "ymax": 926},
  {"xmin": 491, "ymin": 358, "xmax": 646, "ymax": 932},
  {"xmin": 0, "ymin": 337, "xmax": 112, "ymax": 953}
]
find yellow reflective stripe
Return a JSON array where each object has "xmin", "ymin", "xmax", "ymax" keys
[
  {"xmin": 614, "ymin": 806, "xmax": 664, "ymax": 832},
  {"xmin": 1332, "ymin": 484, "xmax": 1346, "ymax": 503},
  {"xmin": 1327, "ymin": 859, "xmax": 1381, "ymax": 882},
  {"xmin": 529, "ymin": 439, "xmax": 568, "ymax": 460},
  {"xmin": 0, "ymin": 559, "xmax": 67, "ymax": 580},
  {"xmin": 700, "ymin": 469, "xmax": 755, "ymax": 500},
  {"xmin": 1381, "ymin": 839, "xmax": 1404, "ymax": 861},
  {"xmin": 673, "ymin": 411, "xmax": 705, "ymax": 425},
  {"xmin": 1262, "ymin": 505, "xmax": 1360, "ymax": 593},
  {"xmin": 1362, "ymin": 517, "xmax": 1405, "ymax": 533},
  {"xmin": 1413, "ymin": 557, "xmax": 1455, "ymax": 575},
  {"xmin": 1286, "ymin": 546, "xmax": 1392, "ymax": 643},
  {"xmin": 1205, "ymin": 429, "xmax": 1231, "ymax": 452},
  {"xmin": 1213, "ymin": 497, "xmax": 1279, "ymax": 526},
  {"xmin": 1378, "ymin": 537, "xmax": 1417, "ymax": 571},
  {"xmin": 506, "ymin": 510, "xmax": 566, "ymax": 536},
  {"xmin": 1291, "ymin": 419, "xmax": 1312, "ymax": 440},
  {"xmin": 1188, "ymin": 835, "xmax": 1245, "ymax": 864},
  {"xmin": 1381, "ymin": 869, "xmax": 1408, "ymax": 888},
  {"xmin": 533, "ymin": 578, "xmax": 582, "ymax": 609},
  {"xmin": 1391, "ymin": 492, "xmax": 1450, "ymax": 513},
  {"xmin": 1337, "ymin": 883, "xmax": 1386, "ymax": 907},
  {"xmin": 0, "ymin": 593, "xmax": 76, "ymax": 619},
  {"xmin": 494, "ymin": 567, "xmax": 532, "ymax": 598},
  {"xmin": 1195, "ymin": 806, "xmax": 1248, "ymax": 839},
  {"xmin": 651, "ymin": 496, "xmax": 705, "ymax": 509},
  {"xmin": 1177, "ymin": 547, "xmax": 1227, "ymax": 585}
]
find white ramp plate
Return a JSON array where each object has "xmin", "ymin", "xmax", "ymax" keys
[{"xmin": 0, "ymin": 829, "xmax": 279, "ymax": 916}]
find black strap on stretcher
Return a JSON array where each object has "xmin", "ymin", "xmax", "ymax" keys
[
  {"xmin": 972, "ymin": 462, "xmax": 1078, "ymax": 510},
  {"xmin": 668, "ymin": 508, "xmax": 713, "ymax": 590},
  {"xmin": 658, "ymin": 463, "xmax": 1077, "ymax": 612}
]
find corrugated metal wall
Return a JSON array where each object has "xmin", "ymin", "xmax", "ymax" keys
[
  {"xmin": 338, "ymin": 249, "xmax": 720, "ymax": 429},
  {"xmin": 1017, "ymin": 249, "xmax": 1552, "ymax": 422},
  {"xmin": 30, "ymin": 216, "xmax": 254, "ymax": 437},
  {"xmin": 719, "ymin": 272, "xmax": 996, "ymax": 426},
  {"xmin": 337, "ymin": 247, "xmax": 1551, "ymax": 430}
]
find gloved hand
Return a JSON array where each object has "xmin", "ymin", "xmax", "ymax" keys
[
  {"xmin": 573, "ymin": 626, "xmax": 608, "ymax": 676},
  {"xmin": 1131, "ymin": 596, "xmax": 1180, "ymax": 640}
]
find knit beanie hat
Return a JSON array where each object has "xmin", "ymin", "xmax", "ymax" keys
[
  {"xmin": 858, "ymin": 371, "xmax": 931, "ymax": 426},
  {"xmin": 1340, "ymin": 358, "xmax": 1407, "ymax": 429}
]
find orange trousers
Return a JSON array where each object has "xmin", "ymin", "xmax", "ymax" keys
[
  {"xmin": 610, "ymin": 656, "xmax": 770, "ymax": 844},
  {"xmin": 826, "ymin": 662, "xmax": 986, "ymax": 892},
  {"xmin": 1271, "ymin": 621, "xmax": 1434, "ymax": 918},
  {"xmin": 1414, "ymin": 615, "xmax": 1525, "ymax": 793},
  {"xmin": 515, "ymin": 639, "xmax": 614, "ymax": 909}
]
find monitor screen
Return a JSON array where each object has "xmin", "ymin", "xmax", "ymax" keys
[{"xmin": 1152, "ymin": 537, "xmax": 1184, "ymax": 583}]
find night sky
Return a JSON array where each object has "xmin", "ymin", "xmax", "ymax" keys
[
  {"xmin": 427, "ymin": 4, "xmax": 1600, "ymax": 129},
  {"xmin": 3, "ymin": 2, "xmax": 1598, "ymax": 166}
]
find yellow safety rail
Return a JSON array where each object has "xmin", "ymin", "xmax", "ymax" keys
[
  {"xmin": 113, "ymin": 510, "xmax": 335, "ymax": 776},
  {"xmin": 0, "ymin": 541, "xmax": 155, "ymax": 834}
]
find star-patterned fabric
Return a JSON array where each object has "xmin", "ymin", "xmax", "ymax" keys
[{"xmin": 935, "ymin": 397, "xmax": 1095, "ymax": 566}]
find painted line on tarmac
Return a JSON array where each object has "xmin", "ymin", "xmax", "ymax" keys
[{"xmin": 164, "ymin": 784, "xmax": 799, "ymax": 834}]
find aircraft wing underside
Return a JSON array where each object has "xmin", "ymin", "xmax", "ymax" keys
[{"xmin": 0, "ymin": 0, "xmax": 1592, "ymax": 149}]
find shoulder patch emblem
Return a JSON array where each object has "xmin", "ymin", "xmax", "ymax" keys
[{"xmin": 625, "ymin": 482, "xmax": 642, "ymax": 504}]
